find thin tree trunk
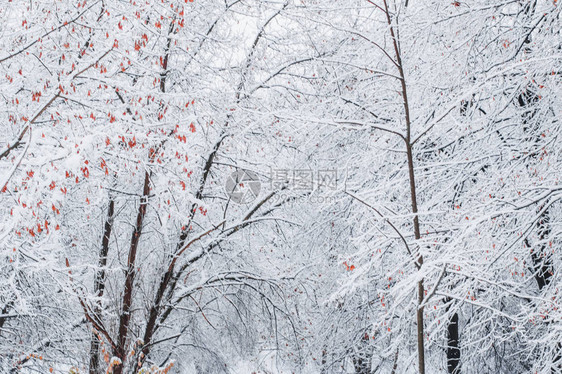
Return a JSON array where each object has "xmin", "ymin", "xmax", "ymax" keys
[
  {"xmin": 446, "ymin": 310, "xmax": 460, "ymax": 373},
  {"xmin": 89, "ymin": 199, "xmax": 115, "ymax": 374},
  {"xmin": 382, "ymin": 1, "xmax": 425, "ymax": 372},
  {"xmin": 390, "ymin": 348, "xmax": 400, "ymax": 374},
  {"xmin": 113, "ymin": 172, "xmax": 151, "ymax": 374},
  {"xmin": 0, "ymin": 301, "xmax": 13, "ymax": 335},
  {"xmin": 406, "ymin": 143, "xmax": 425, "ymax": 374}
]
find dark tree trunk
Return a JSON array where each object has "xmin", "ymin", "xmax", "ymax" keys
[
  {"xmin": 113, "ymin": 172, "xmax": 151, "ymax": 374},
  {"xmin": 527, "ymin": 210, "xmax": 553, "ymax": 292},
  {"xmin": 447, "ymin": 312, "xmax": 460, "ymax": 373},
  {"xmin": 381, "ymin": 2, "xmax": 425, "ymax": 372},
  {"xmin": 89, "ymin": 199, "xmax": 115, "ymax": 374}
]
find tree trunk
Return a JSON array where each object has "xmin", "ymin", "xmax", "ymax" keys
[
  {"xmin": 447, "ymin": 311, "xmax": 460, "ymax": 373},
  {"xmin": 382, "ymin": 1, "xmax": 425, "ymax": 371},
  {"xmin": 89, "ymin": 199, "xmax": 115, "ymax": 374},
  {"xmin": 113, "ymin": 172, "xmax": 151, "ymax": 374}
]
